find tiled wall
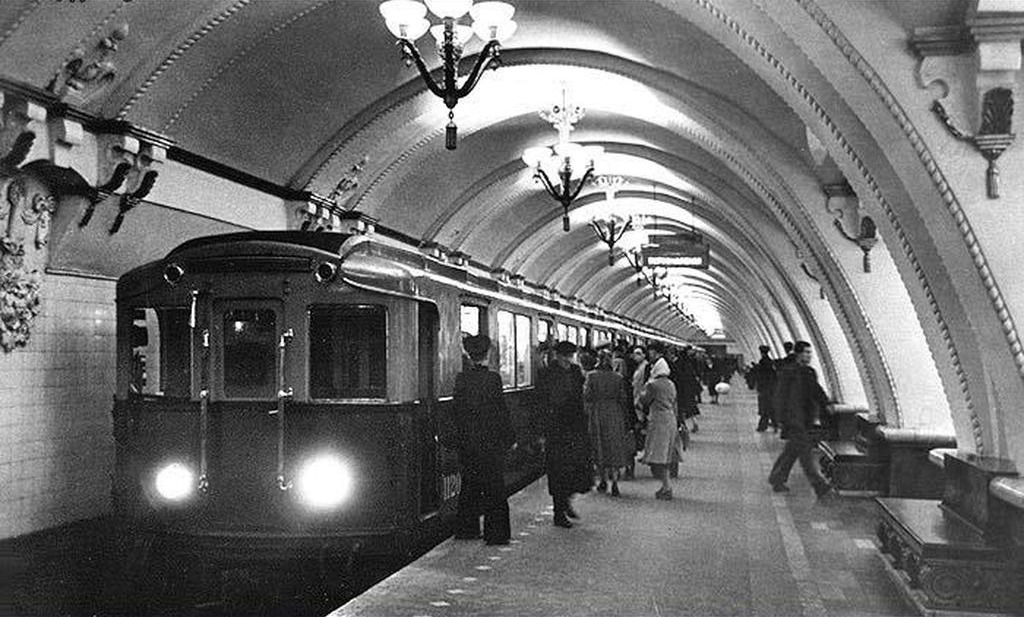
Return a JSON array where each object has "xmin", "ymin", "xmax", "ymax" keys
[{"xmin": 0, "ymin": 273, "xmax": 116, "ymax": 539}]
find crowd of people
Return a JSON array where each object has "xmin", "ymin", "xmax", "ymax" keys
[
  {"xmin": 447, "ymin": 334, "xmax": 738, "ymax": 542},
  {"xmin": 448, "ymin": 334, "xmax": 837, "ymax": 545}
]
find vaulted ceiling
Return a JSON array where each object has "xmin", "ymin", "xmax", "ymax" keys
[{"xmin": 0, "ymin": 0, "xmax": 969, "ymax": 348}]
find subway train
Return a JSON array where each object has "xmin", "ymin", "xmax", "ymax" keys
[{"xmin": 110, "ymin": 226, "xmax": 685, "ymax": 591}]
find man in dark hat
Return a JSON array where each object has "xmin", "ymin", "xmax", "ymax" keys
[
  {"xmin": 451, "ymin": 335, "xmax": 516, "ymax": 545},
  {"xmin": 753, "ymin": 345, "xmax": 777, "ymax": 432},
  {"xmin": 536, "ymin": 340, "xmax": 592, "ymax": 528}
]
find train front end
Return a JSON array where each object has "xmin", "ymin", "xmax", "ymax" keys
[{"xmin": 112, "ymin": 232, "xmax": 454, "ymax": 571}]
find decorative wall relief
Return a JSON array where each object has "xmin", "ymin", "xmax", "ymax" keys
[
  {"xmin": 47, "ymin": 23, "xmax": 129, "ymax": 104},
  {"xmin": 1, "ymin": 177, "xmax": 42, "ymax": 353},
  {"xmin": 327, "ymin": 155, "xmax": 368, "ymax": 210},
  {"xmin": 0, "ymin": 233, "xmax": 40, "ymax": 352}
]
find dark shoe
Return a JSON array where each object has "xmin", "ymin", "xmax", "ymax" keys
[
  {"xmin": 756, "ymin": 427, "xmax": 767, "ymax": 432},
  {"xmin": 610, "ymin": 483, "xmax": 620, "ymax": 497},
  {"xmin": 691, "ymin": 423, "xmax": 699, "ymax": 433},
  {"xmin": 655, "ymin": 488, "xmax": 673, "ymax": 500},
  {"xmin": 771, "ymin": 483, "xmax": 790, "ymax": 493},
  {"xmin": 565, "ymin": 506, "xmax": 580, "ymax": 520},
  {"xmin": 553, "ymin": 513, "xmax": 573, "ymax": 528},
  {"xmin": 485, "ymin": 538, "xmax": 510, "ymax": 546},
  {"xmin": 596, "ymin": 481, "xmax": 607, "ymax": 493}
]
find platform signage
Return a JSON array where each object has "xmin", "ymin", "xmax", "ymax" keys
[{"xmin": 642, "ymin": 233, "xmax": 710, "ymax": 269}]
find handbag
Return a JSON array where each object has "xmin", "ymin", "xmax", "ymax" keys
[{"xmin": 678, "ymin": 423, "xmax": 691, "ymax": 451}]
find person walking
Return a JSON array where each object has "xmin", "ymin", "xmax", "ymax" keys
[
  {"xmin": 585, "ymin": 349, "xmax": 631, "ymax": 497},
  {"xmin": 639, "ymin": 345, "xmax": 681, "ymax": 500},
  {"xmin": 537, "ymin": 340, "xmax": 593, "ymax": 528},
  {"xmin": 451, "ymin": 335, "xmax": 517, "ymax": 545},
  {"xmin": 767, "ymin": 341, "xmax": 837, "ymax": 499},
  {"xmin": 753, "ymin": 345, "xmax": 778, "ymax": 432}
]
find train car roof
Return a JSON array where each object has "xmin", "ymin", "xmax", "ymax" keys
[{"xmin": 167, "ymin": 231, "xmax": 352, "ymax": 257}]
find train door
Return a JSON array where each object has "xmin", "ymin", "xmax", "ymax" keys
[{"xmin": 418, "ymin": 302, "xmax": 441, "ymax": 515}]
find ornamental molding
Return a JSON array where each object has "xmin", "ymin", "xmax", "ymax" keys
[{"xmin": 795, "ymin": 0, "xmax": 1024, "ymax": 453}]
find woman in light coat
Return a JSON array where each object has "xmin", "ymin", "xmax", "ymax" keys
[
  {"xmin": 639, "ymin": 355, "xmax": 680, "ymax": 500},
  {"xmin": 585, "ymin": 350, "xmax": 631, "ymax": 497}
]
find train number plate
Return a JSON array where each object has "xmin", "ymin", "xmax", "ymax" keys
[{"xmin": 441, "ymin": 473, "xmax": 461, "ymax": 501}]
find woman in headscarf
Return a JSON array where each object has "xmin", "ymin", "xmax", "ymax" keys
[{"xmin": 639, "ymin": 343, "xmax": 681, "ymax": 500}]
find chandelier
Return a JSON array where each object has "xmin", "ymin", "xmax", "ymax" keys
[
  {"xmin": 379, "ymin": 0, "xmax": 517, "ymax": 150},
  {"xmin": 589, "ymin": 176, "xmax": 631, "ymax": 266},
  {"xmin": 521, "ymin": 88, "xmax": 604, "ymax": 231}
]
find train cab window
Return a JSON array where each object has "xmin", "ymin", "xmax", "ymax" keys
[
  {"xmin": 497, "ymin": 311, "xmax": 533, "ymax": 388},
  {"xmin": 129, "ymin": 308, "xmax": 191, "ymax": 397},
  {"xmin": 223, "ymin": 309, "xmax": 278, "ymax": 399},
  {"xmin": 309, "ymin": 305, "xmax": 386, "ymax": 399}
]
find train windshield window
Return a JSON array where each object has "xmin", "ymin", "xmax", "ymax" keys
[
  {"xmin": 309, "ymin": 305, "xmax": 387, "ymax": 399},
  {"xmin": 129, "ymin": 308, "xmax": 191, "ymax": 397},
  {"xmin": 223, "ymin": 309, "xmax": 278, "ymax": 399}
]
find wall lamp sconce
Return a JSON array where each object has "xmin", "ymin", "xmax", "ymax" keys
[{"xmin": 379, "ymin": 0, "xmax": 517, "ymax": 150}]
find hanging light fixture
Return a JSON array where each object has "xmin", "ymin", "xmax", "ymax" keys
[
  {"xmin": 589, "ymin": 176, "xmax": 630, "ymax": 266},
  {"xmin": 379, "ymin": 0, "xmax": 517, "ymax": 150},
  {"xmin": 521, "ymin": 87, "xmax": 604, "ymax": 231}
]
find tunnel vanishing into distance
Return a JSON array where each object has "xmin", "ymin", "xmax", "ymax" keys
[{"xmin": 1, "ymin": 0, "xmax": 1023, "ymax": 614}]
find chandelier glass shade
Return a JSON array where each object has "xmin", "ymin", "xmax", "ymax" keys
[{"xmin": 379, "ymin": 0, "xmax": 517, "ymax": 149}]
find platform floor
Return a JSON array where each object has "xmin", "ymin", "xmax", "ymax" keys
[{"xmin": 331, "ymin": 391, "xmax": 912, "ymax": 617}]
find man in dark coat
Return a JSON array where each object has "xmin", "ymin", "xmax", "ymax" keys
[
  {"xmin": 452, "ymin": 335, "xmax": 516, "ymax": 545},
  {"xmin": 753, "ymin": 345, "xmax": 777, "ymax": 432},
  {"xmin": 767, "ymin": 341, "xmax": 836, "ymax": 498},
  {"xmin": 536, "ymin": 340, "xmax": 592, "ymax": 528}
]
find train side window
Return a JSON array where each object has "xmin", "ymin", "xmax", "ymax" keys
[
  {"xmin": 515, "ymin": 314, "xmax": 532, "ymax": 387},
  {"xmin": 309, "ymin": 305, "xmax": 387, "ymax": 399},
  {"xmin": 223, "ymin": 309, "xmax": 278, "ymax": 399},
  {"xmin": 581, "ymin": 327, "xmax": 591, "ymax": 348},
  {"xmin": 555, "ymin": 323, "xmax": 567, "ymax": 342},
  {"xmin": 497, "ymin": 310, "xmax": 533, "ymax": 389},
  {"xmin": 538, "ymin": 319, "xmax": 552, "ymax": 344},
  {"xmin": 460, "ymin": 304, "xmax": 487, "ymax": 337},
  {"xmin": 129, "ymin": 307, "xmax": 191, "ymax": 397}
]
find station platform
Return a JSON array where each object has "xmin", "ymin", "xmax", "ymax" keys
[{"xmin": 330, "ymin": 391, "xmax": 911, "ymax": 617}]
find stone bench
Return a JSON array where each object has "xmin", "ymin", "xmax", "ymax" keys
[
  {"xmin": 875, "ymin": 497, "xmax": 1023, "ymax": 615},
  {"xmin": 876, "ymin": 452, "xmax": 1024, "ymax": 615}
]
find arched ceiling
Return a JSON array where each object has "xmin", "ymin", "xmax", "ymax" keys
[{"xmin": 0, "ymin": 0, "xmax": 967, "ymax": 365}]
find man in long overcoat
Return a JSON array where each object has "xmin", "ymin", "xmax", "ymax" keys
[
  {"xmin": 753, "ymin": 345, "xmax": 777, "ymax": 432},
  {"xmin": 536, "ymin": 340, "xmax": 592, "ymax": 528},
  {"xmin": 767, "ymin": 341, "xmax": 835, "ymax": 498},
  {"xmin": 451, "ymin": 335, "xmax": 516, "ymax": 544}
]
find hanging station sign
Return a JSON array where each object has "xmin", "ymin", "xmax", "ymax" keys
[{"xmin": 641, "ymin": 232, "xmax": 710, "ymax": 269}]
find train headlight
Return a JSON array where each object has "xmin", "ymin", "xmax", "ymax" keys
[
  {"xmin": 155, "ymin": 462, "xmax": 194, "ymax": 501},
  {"xmin": 296, "ymin": 455, "xmax": 352, "ymax": 509}
]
